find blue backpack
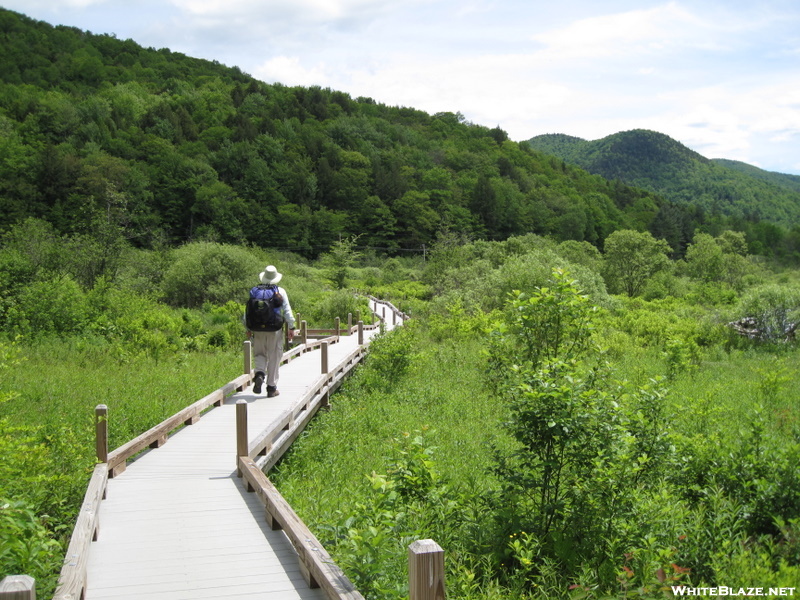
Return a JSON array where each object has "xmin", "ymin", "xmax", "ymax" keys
[{"xmin": 245, "ymin": 284, "xmax": 284, "ymax": 332}]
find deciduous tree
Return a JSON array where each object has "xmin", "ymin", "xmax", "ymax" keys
[{"xmin": 603, "ymin": 229, "xmax": 671, "ymax": 296}]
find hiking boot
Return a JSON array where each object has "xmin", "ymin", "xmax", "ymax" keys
[
  {"xmin": 267, "ymin": 386, "xmax": 280, "ymax": 398},
  {"xmin": 253, "ymin": 372, "xmax": 265, "ymax": 394}
]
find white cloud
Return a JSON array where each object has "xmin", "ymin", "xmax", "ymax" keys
[
  {"xmin": 253, "ymin": 56, "xmax": 331, "ymax": 87},
  {"xmin": 168, "ymin": 0, "xmax": 407, "ymax": 24},
  {"xmin": 530, "ymin": 2, "xmax": 703, "ymax": 60}
]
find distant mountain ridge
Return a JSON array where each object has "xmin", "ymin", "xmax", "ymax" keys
[{"xmin": 527, "ymin": 130, "xmax": 800, "ymax": 228}]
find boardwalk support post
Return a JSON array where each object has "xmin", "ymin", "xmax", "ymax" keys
[
  {"xmin": 243, "ymin": 340, "xmax": 251, "ymax": 375},
  {"xmin": 236, "ymin": 400, "xmax": 248, "ymax": 478},
  {"xmin": 358, "ymin": 321, "xmax": 364, "ymax": 345},
  {"xmin": 409, "ymin": 539, "xmax": 446, "ymax": 600},
  {"xmin": 0, "ymin": 575, "xmax": 36, "ymax": 600},
  {"xmin": 95, "ymin": 405, "xmax": 108, "ymax": 464}
]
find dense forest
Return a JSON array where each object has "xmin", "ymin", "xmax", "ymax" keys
[{"xmin": 2, "ymin": 7, "xmax": 800, "ymax": 599}]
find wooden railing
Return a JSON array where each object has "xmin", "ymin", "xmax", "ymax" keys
[{"xmin": 0, "ymin": 301, "xmax": 448, "ymax": 600}]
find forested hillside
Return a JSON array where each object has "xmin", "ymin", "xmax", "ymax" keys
[
  {"xmin": 528, "ymin": 130, "xmax": 800, "ymax": 249},
  {"xmin": 713, "ymin": 158, "xmax": 800, "ymax": 194},
  {"xmin": 0, "ymin": 7, "xmax": 779, "ymax": 265}
]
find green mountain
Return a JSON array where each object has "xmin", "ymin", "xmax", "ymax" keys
[
  {"xmin": 0, "ymin": 8, "xmax": 718, "ymax": 258},
  {"xmin": 711, "ymin": 158, "xmax": 800, "ymax": 194},
  {"xmin": 528, "ymin": 130, "xmax": 800, "ymax": 229}
]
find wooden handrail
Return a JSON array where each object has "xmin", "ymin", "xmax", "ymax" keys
[
  {"xmin": 52, "ymin": 463, "xmax": 108, "ymax": 600},
  {"xmin": 248, "ymin": 346, "xmax": 367, "ymax": 470},
  {"xmin": 238, "ymin": 457, "xmax": 365, "ymax": 600}
]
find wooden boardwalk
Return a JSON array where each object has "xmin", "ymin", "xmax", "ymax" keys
[{"xmin": 83, "ymin": 300, "xmax": 400, "ymax": 600}]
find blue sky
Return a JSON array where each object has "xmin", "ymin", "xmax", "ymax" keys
[{"xmin": 4, "ymin": 0, "xmax": 800, "ymax": 174}]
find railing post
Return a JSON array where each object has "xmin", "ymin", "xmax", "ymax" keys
[
  {"xmin": 301, "ymin": 320, "xmax": 308, "ymax": 347},
  {"xmin": 95, "ymin": 404, "xmax": 108, "ymax": 464},
  {"xmin": 243, "ymin": 340, "xmax": 252, "ymax": 375},
  {"xmin": 382, "ymin": 306, "xmax": 386, "ymax": 321},
  {"xmin": 347, "ymin": 313, "xmax": 353, "ymax": 332},
  {"xmin": 236, "ymin": 400, "xmax": 248, "ymax": 477},
  {"xmin": 358, "ymin": 321, "xmax": 364, "ymax": 345},
  {"xmin": 409, "ymin": 539, "xmax": 446, "ymax": 600},
  {"xmin": 321, "ymin": 341, "xmax": 328, "ymax": 374},
  {"xmin": 393, "ymin": 310, "xmax": 397, "ymax": 326},
  {"xmin": 0, "ymin": 575, "xmax": 36, "ymax": 599},
  {"xmin": 334, "ymin": 316, "xmax": 340, "ymax": 339}
]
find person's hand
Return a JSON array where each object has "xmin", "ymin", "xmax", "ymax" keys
[
  {"xmin": 288, "ymin": 328, "xmax": 296, "ymax": 341},
  {"xmin": 245, "ymin": 330, "xmax": 252, "ymax": 339}
]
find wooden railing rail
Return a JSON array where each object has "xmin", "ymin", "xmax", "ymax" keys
[
  {"xmin": 51, "ymin": 463, "xmax": 108, "ymax": 600},
  {"xmin": 368, "ymin": 296, "xmax": 410, "ymax": 324},
  {"xmin": 280, "ymin": 330, "xmax": 340, "ymax": 365},
  {"xmin": 238, "ymin": 456, "xmax": 365, "ymax": 600}
]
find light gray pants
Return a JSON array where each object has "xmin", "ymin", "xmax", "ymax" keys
[{"xmin": 251, "ymin": 330, "xmax": 284, "ymax": 388}]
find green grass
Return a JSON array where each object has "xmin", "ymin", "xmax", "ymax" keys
[
  {"xmin": 3, "ymin": 297, "xmax": 800, "ymax": 598},
  {"xmin": 272, "ymin": 331, "xmax": 513, "ymax": 524},
  {"xmin": 614, "ymin": 343, "xmax": 800, "ymax": 446},
  {"xmin": 0, "ymin": 335, "xmax": 244, "ymax": 596},
  {"xmin": 1, "ymin": 336, "xmax": 243, "ymax": 448}
]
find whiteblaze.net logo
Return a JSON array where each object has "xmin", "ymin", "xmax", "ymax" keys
[{"xmin": 672, "ymin": 587, "xmax": 796, "ymax": 597}]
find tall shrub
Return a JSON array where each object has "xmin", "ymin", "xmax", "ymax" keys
[
  {"xmin": 488, "ymin": 270, "xmax": 673, "ymax": 593},
  {"xmin": 160, "ymin": 241, "xmax": 262, "ymax": 307}
]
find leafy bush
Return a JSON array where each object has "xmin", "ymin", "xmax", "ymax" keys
[
  {"xmin": 160, "ymin": 241, "xmax": 263, "ymax": 307},
  {"xmin": 488, "ymin": 272, "xmax": 679, "ymax": 595},
  {"xmin": 307, "ymin": 289, "xmax": 370, "ymax": 329},
  {"xmin": 329, "ymin": 430, "xmax": 457, "ymax": 600},
  {"xmin": 4, "ymin": 275, "xmax": 90, "ymax": 336},
  {"xmin": 361, "ymin": 323, "xmax": 418, "ymax": 390},
  {"xmin": 0, "ymin": 498, "xmax": 62, "ymax": 598},
  {"xmin": 206, "ymin": 328, "xmax": 230, "ymax": 348}
]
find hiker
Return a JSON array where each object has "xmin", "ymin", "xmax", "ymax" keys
[{"xmin": 245, "ymin": 265, "xmax": 297, "ymax": 397}]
